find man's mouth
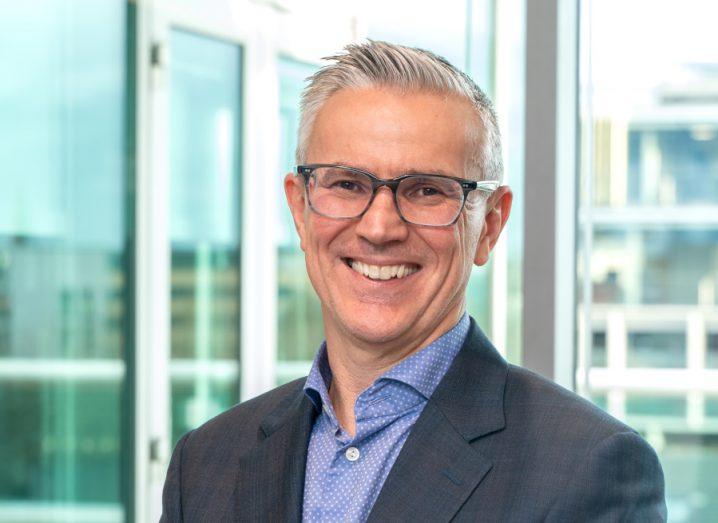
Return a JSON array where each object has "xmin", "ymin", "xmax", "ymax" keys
[{"xmin": 344, "ymin": 258, "xmax": 420, "ymax": 281}]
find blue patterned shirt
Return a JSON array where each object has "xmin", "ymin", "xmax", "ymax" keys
[{"xmin": 301, "ymin": 313, "xmax": 470, "ymax": 522}]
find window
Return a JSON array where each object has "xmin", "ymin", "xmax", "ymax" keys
[
  {"xmin": 578, "ymin": 0, "xmax": 718, "ymax": 519},
  {"xmin": 169, "ymin": 29, "xmax": 243, "ymax": 444},
  {"xmin": 276, "ymin": 56, "xmax": 323, "ymax": 385},
  {"xmin": 0, "ymin": 0, "xmax": 130, "ymax": 520}
]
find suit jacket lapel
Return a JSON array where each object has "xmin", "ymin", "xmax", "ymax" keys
[
  {"xmin": 367, "ymin": 319, "xmax": 509, "ymax": 522},
  {"xmin": 233, "ymin": 391, "xmax": 316, "ymax": 522}
]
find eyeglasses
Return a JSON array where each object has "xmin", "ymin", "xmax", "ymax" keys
[{"xmin": 296, "ymin": 164, "xmax": 499, "ymax": 227}]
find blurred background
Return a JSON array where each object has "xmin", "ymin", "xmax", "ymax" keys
[{"xmin": 0, "ymin": 0, "xmax": 716, "ymax": 521}]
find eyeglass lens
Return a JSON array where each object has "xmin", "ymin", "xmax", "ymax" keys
[{"xmin": 307, "ymin": 167, "xmax": 465, "ymax": 226}]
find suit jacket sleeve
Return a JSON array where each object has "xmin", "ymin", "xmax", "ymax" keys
[
  {"xmin": 160, "ymin": 431, "xmax": 192, "ymax": 523},
  {"xmin": 545, "ymin": 430, "xmax": 667, "ymax": 522}
]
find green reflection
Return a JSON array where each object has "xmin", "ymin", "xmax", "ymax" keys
[
  {"xmin": 0, "ymin": 381, "xmax": 121, "ymax": 502},
  {"xmin": 706, "ymin": 397, "xmax": 718, "ymax": 418},
  {"xmin": 171, "ymin": 379, "xmax": 237, "ymax": 445},
  {"xmin": 626, "ymin": 395, "xmax": 687, "ymax": 417},
  {"xmin": 708, "ymin": 334, "xmax": 718, "ymax": 368},
  {"xmin": 660, "ymin": 435, "xmax": 718, "ymax": 521},
  {"xmin": 0, "ymin": 0, "xmax": 127, "ymax": 513},
  {"xmin": 466, "ymin": 263, "xmax": 492, "ymax": 335},
  {"xmin": 169, "ymin": 29, "xmax": 242, "ymax": 445},
  {"xmin": 276, "ymin": 56, "xmax": 324, "ymax": 377},
  {"xmin": 627, "ymin": 332, "xmax": 686, "ymax": 368}
]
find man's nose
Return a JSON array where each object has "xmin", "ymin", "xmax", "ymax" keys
[{"xmin": 354, "ymin": 187, "xmax": 410, "ymax": 244}]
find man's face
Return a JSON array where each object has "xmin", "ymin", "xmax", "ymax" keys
[{"xmin": 285, "ymin": 87, "xmax": 510, "ymax": 351}]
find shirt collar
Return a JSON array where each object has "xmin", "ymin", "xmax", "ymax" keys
[
  {"xmin": 303, "ymin": 312, "xmax": 470, "ymax": 411},
  {"xmin": 303, "ymin": 341, "xmax": 332, "ymax": 413}
]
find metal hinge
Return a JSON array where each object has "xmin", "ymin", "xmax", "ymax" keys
[
  {"xmin": 150, "ymin": 42, "xmax": 168, "ymax": 69},
  {"xmin": 149, "ymin": 437, "xmax": 167, "ymax": 463}
]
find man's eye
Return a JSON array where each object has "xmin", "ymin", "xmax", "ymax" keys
[
  {"xmin": 419, "ymin": 186, "xmax": 441, "ymax": 196},
  {"xmin": 333, "ymin": 180, "xmax": 361, "ymax": 191},
  {"xmin": 410, "ymin": 184, "xmax": 445, "ymax": 197}
]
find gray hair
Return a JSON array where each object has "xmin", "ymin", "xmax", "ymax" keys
[{"xmin": 296, "ymin": 40, "xmax": 503, "ymax": 182}]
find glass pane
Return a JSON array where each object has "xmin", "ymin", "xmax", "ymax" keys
[
  {"xmin": 594, "ymin": 127, "xmax": 718, "ymax": 207},
  {"xmin": 591, "ymin": 331, "xmax": 607, "ymax": 367},
  {"xmin": 707, "ymin": 397, "xmax": 718, "ymax": 417},
  {"xmin": 626, "ymin": 395, "xmax": 687, "ymax": 417},
  {"xmin": 169, "ymin": 29, "xmax": 242, "ymax": 444},
  {"xmin": 578, "ymin": 1, "xmax": 718, "ymax": 520},
  {"xmin": 660, "ymin": 435, "xmax": 718, "ymax": 522},
  {"xmin": 627, "ymin": 332, "xmax": 686, "ymax": 368},
  {"xmin": 708, "ymin": 334, "xmax": 718, "ymax": 368},
  {"xmin": 0, "ymin": 0, "xmax": 128, "ymax": 521},
  {"xmin": 590, "ymin": 229, "xmax": 718, "ymax": 305},
  {"xmin": 276, "ymin": 56, "xmax": 322, "ymax": 385}
]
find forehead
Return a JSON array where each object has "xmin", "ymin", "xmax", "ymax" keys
[{"xmin": 306, "ymin": 87, "xmax": 482, "ymax": 177}]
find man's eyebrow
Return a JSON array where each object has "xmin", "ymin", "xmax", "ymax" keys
[
  {"xmin": 325, "ymin": 160, "xmax": 376, "ymax": 173},
  {"xmin": 403, "ymin": 168, "xmax": 454, "ymax": 177},
  {"xmin": 326, "ymin": 161, "xmax": 455, "ymax": 178}
]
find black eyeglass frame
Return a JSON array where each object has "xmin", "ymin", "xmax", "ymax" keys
[{"xmin": 296, "ymin": 163, "xmax": 500, "ymax": 227}]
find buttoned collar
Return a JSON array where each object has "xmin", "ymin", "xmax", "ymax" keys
[{"xmin": 303, "ymin": 313, "xmax": 470, "ymax": 419}]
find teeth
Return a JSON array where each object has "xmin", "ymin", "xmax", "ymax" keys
[{"xmin": 349, "ymin": 260, "xmax": 418, "ymax": 280}]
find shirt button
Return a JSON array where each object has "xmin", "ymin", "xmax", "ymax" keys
[{"xmin": 345, "ymin": 446, "xmax": 360, "ymax": 462}]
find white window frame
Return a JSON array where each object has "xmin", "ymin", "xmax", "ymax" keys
[{"xmin": 522, "ymin": 0, "xmax": 579, "ymax": 389}]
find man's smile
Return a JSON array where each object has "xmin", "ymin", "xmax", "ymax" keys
[{"xmin": 343, "ymin": 258, "xmax": 421, "ymax": 281}]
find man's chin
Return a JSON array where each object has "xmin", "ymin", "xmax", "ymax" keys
[{"xmin": 334, "ymin": 312, "xmax": 416, "ymax": 347}]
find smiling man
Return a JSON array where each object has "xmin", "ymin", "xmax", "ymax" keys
[{"xmin": 161, "ymin": 41, "xmax": 666, "ymax": 522}]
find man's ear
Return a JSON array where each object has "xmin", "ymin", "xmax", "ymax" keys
[
  {"xmin": 284, "ymin": 172, "xmax": 308, "ymax": 252},
  {"xmin": 474, "ymin": 186, "xmax": 513, "ymax": 266}
]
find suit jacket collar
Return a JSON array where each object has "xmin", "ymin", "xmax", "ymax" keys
[
  {"xmin": 235, "ymin": 317, "xmax": 507, "ymax": 522},
  {"xmin": 429, "ymin": 317, "xmax": 508, "ymax": 441},
  {"xmin": 233, "ymin": 390, "xmax": 316, "ymax": 522},
  {"xmin": 366, "ymin": 317, "xmax": 508, "ymax": 522}
]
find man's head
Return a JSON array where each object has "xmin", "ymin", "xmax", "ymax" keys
[
  {"xmin": 296, "ymin": 41, "xmax": 503, "ymax": 184},
  {"xmin": 285, "ymin": 41, "xmax": 512, "ymax": 354}
]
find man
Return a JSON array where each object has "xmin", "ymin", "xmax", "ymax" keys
[{"xmin": 161, "ymin": 41, "xmax": 666, "ymax": 522}]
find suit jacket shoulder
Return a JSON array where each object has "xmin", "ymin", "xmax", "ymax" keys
[
  {"xmin": 367, "ymin": 320, "xmax": 666, "ymax": 522},
  {"xmin": 505, "ymin": 362, "xmax": 633, "ymax": 444},
  {"xmin": 161, "ymin": 377, "xmax": 314, "ymax": 522},
  {"xmin": 186, "ymin": 376, "xmax": 306, "ymax": 453},
  {"xmin": 162, "ymin": 318, "xmax": 666, "ymax": 522}
]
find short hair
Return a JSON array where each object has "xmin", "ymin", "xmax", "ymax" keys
[{"xmin": 296, "ymin": 40, "xmax": 503, "ymax": 183}]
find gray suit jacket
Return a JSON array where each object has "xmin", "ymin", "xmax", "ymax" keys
[{"xmin": 161, "ymin": 319, "xmax": 666, "ymax": 522}]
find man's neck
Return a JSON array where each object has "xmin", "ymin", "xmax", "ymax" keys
[
  {"xmin": 322, "ymin": 310, "xmax": 464, "ymax": 437},
  {"xmin": 325, "ymin": 344, "xmax": 400, "ymax": 437}
]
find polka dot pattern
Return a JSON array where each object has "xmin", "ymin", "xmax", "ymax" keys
[{"xmin": 302, "ymin": 313, "xmax": 470, "ymax": 522}]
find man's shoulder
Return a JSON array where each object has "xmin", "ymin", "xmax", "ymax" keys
[
  {"xmin": 454, "ymin": 362, "xmax": 665, "ymax": 520},
  {"xmin": 503, "ymin": 363, "xmax": 634, "ymax": 442},
  {"xmin": 161, "ymin": 378, "xmax": 311, "ymax": 520},
  {"xmin": 181, "ymin": 377, "xmax": 307, "ymax": 453}
]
